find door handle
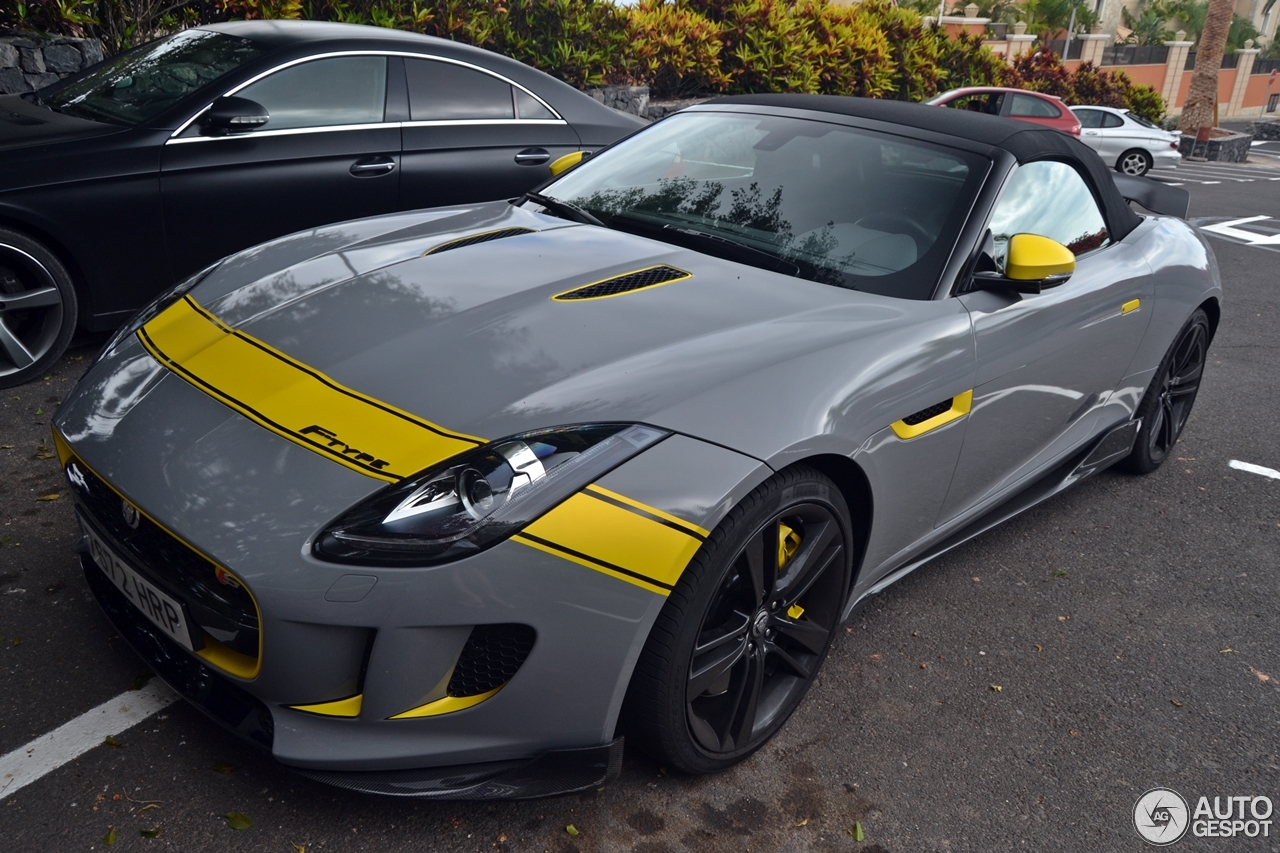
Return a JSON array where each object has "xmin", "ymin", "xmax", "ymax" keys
[
  {"xmin": 515, "ymin": 148, "xmax": 550, "ymax": 166},
  {"xmin": 350, "ymin": 157, "xmax": 396, "ymax": 176}
]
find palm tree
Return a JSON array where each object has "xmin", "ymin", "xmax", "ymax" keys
[{"xmin": 1178, "ymin": 0, "xmax": 1234, "ymax": 131}]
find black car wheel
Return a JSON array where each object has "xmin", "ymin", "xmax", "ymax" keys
[
  {"xmin": 625, "ymin": 466, "xmax": 852, "ymax": 774},
  {"xmin": 1122, "ymin": 308, "xmax": 1210, "ymax": 474},
  {"xmin": 0, "ymin": 228, "xmax": 78, "ymax": 388},
  {"xmin": 1117, "ymin": 149, "xmax": 1153, "ymax": 177}
]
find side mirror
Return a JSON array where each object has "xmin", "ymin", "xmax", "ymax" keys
[
  {"xmin": 971, "ymin": 233, "xmax": 1075, "ymax": 295},
  {"xmin": 202, "ymin": 96, "xmax": 270, "ymax": 135},
  {"xmin": 548, "ymin": 149, "xmax": 591, "ymax": 177}
]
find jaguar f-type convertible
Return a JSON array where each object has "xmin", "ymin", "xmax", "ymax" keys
[{"xmin": 53, "ymin": 95, "xmax": 1219, "ymax": 799}]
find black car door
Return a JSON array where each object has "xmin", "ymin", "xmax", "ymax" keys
[
  {"xmin": 159, "ymin": 54, "xmax": 400, "ymax": 280},
  {"xmin": 398, "ymin": 56, "xmax": 581, "ymax": 210}
]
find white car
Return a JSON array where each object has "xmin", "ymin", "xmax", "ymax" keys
[{"xmin": 1070, "ymin": 105, "xmax": 1182, "ymax": 176}]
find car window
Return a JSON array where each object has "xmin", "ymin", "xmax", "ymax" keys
[
  {"xmin": 942, "ymin": 92, "xmax": 1004, "ymax": 115},
  {"xmin": 1009, "ymin": 94, "xmax": 1061, "ymax": 118},
  {"xmin": 546, "ymin": 112, "xmax": 989, "ymax": 300},
  {"xmin": 515, "ymin": 88, "xmax": 556, "ymax": 120},
  {"xmin": 988, "ymin": 160, "xmax": 1109, "ymax": 266},
  {"xmin": 406, "ymin": 59, "xmax": 515, "ymax": 120},
  {"xmin": 1127, "ymin": 111, "xmax": 1158, "ymax": 129},
  {"xmin": 1101, "ymin": 112, "xmax": 1125, "ymax": 129},
  {"xmin": 1074, "ymin": 109, "xmax": 1103, "ymax": 129},
  {"xmin": 237, "ymin": 56, "xmax": 387, "ymax": 130}
]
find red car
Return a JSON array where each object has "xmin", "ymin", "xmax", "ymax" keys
[{"xmin": 926, "ymin": 87, "xmax": 1081, "ymax": 136}]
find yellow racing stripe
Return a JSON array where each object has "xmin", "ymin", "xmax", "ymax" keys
[{"xmin": 137, "ymin": 297, "xmax": 482, "ymax": 482}]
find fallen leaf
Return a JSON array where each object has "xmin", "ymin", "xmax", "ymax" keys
[
  {"xmin": 212, "ymin": 762, "xmax": 236, "ymax": 775},
  {"xmin": 1171, "ymin": 699, "xmax": 1183, "ymax": 708},
  {"xmin": 0, "ymin": 445, "xmax": 13, "ymax": 449},
  {"xmin": 869, "ymin": 654, "xmax": 880, "ymax": 661},
  {"xmin": 1069, "ymin": 729, "xmax": 1079, "ymax": 736},
  {"xmin": 35, "ymin": 493, "xmax": 60, "ymax": 502},
  {"xmin": 1219, "ymin": 648, "xmax": 1235, "ymax": 655},
  {"xmin": 1034, "ymin": 644, "xmax": 1043, "ymax": 652},
  {"xmin": 11, "ymin": 637, "xmax": 20, "ymax": 646},
  {"xmin": 140, "ymin": 828, "xmax": 161, "ymax": 838},
  {"xmin": 565, "ymin": 824, "xmax": 579, "ymax": 837},
  {"xmin": 971, "ymin": 576, "xmax": 980, "ymax": 582},
  {"xmin": 1250, "ymin": 667, "xmax": 1271, "ymax": 684},
  {"xmin": 35, "ymin": 453, "xmax": 55, "ymax": 460},
  {"xmin": 224, "ymin": 812, "xmax": 252, "ymax": 830},
  {"xmin": 103, "ymin": 827, "xmax": 118, "ymax": 846},
  {"xmin": 851, "ymin": 821, "xmax": 865, "ymax": 842},
  {"xmin": 1058, "ymin": 615, "xmax": 1070, "ymax": 621},
  {"xmin": 141, "ymin": 803, "xmax": 159, "ymax": 812},
  {"xmin": 292, "ymin": 845, "xmax": 306, "ymax": 853},
  {"xmin": 104, "ymin": 735, "xmax": 121, "ymax": 749},
  {"xmin": 0, "ymin": 535, "xmax": 11, "ymax": 545},
  {"xmin": 112, "ymin": 794, "xmax": 122, "ymax": 801},
  {"xmin": 496, "ymin": 834, "xmax": 507, "ymax": 843},
  {"xmin": 795, "ymin": 817, "xmax": 809, "ymax": 827},
  {"xmin": 34, "ymin": 407, "xmax": 42, "ymax": 415},
  {"xmin": 990, "ymin": 684, "xmax": 1003, "ymax": 693},
  {"xmin": 70, "ymin": 355, "xmax": 83, "ymax": 361},
  {"xmin": 1054, "ymin": 570, "xmax": 1069, "ymax": 578},
  {"xmin": 128, "ymin": 673, "xmax": 153, "ymax": 691}
]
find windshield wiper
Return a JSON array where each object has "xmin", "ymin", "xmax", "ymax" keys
[
  {"xmin": 519, "ymin": 192, "xmax": 605, "ymax": 228},
  {"xmin": 608, "ymin": 214, "xmax": 801, "ymax": 277}
]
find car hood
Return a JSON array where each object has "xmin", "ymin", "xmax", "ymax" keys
[{"xmin": 0, "ymin": 94, "xmax": 123, "ymax": 153}]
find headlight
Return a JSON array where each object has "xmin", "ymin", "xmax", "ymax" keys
[
  {"xmin": 93, "ymin": 262, "xmax": 222, "ymax": 365},
  {"xmin": 313, "ymin": 423, "xmax": 668, "ymax": 566}
]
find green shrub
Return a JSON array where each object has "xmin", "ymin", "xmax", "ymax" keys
[{"xmin": 626, "ymin": 0, "xmax": 730, "ymax": 98}]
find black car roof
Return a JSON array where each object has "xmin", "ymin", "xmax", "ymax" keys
[
  {"xmin": 709, "ymin": 94, "xmax": 1142, "ymax": 241},
  {"xmin": 199, "ymin": 20, "xmax": 455, "ymax": 49}
]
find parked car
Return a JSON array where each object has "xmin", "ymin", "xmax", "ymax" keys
[
  {"xmin": 0, "ymin": 21, "xmax": 645, "ymax": 387},
  {"xmin": 926, "ymin": 87, "xmax": 1081, "ymax": 136},
  {"xmin": 55, "ymin": 94, "xmax": 1218, "ymax": 798},
  {"xmin": 1070, "ymin": 105, "xmax": 1181, "ymax": 176}
]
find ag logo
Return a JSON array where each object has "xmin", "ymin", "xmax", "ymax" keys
[
  {"xmin": 1135, "ymin": 788, "xmax": 1190, "ymax": 845},
  {"xmin": 121, "ymin": 499, "xmax": 140, "ymax": 530}
]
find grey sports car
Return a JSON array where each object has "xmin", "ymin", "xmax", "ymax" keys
[{"xmin": 52, "ymin": 95, "xmax": 1219, "ymax": 799}]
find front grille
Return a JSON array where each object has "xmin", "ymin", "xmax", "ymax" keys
[
  {"xmin": 447, "ymin": 624, "xmax": 536, "ymax": 698},
  {"xmin": 902, "ymin": 399, "xmax": 953, "ymax": 426},
  {"xmin": 552, "ymin": 266, "xmax": 690, "ymax": 301},
  {"xmin": 424, "ymin": 228, "xmax": 535, "ymax": 256},
  {"xmin": 67, "ymin": 459, "xmax": 260, "ymax": 659}
]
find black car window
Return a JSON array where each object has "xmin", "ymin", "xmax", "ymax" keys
[
  {"xmin": 988, "ymin": 160, "xmax": 1109, "ymax": 267},
  {"xmin": 1074, "ymin": 108, "xmax": 1103, "ymax": 129},
  {"xmin": 236, "ymin": 56, "xmax": 387, "ymax": 130},
  {"xmin": 1009, "ymin": 94, "xmax": 1061, "ymax": 118},
  {"xmin": 405, "ymin": 59, "xmax": 515, "ymax": 120},
  {"xmin": 545, "ymin": 112, "xmax": 988, "ymax": 300},
  {"xmin": 42, "ymin": 30, "xmax": 265, "ymax": 127},
  {"xmin": 1127, "ymin": 111, "xmax": 1158, "ymax": 129},
  {"xmin": 1101, "ymin": 111, "xmax": 1125, "ymax": 128},
  {"xmin": 515, "ymin": 88, "xmax": 556, "ymax": 120},
  {"xmin": 943, "ymin": 92, "xmax": 1004, "ymax": 115}
]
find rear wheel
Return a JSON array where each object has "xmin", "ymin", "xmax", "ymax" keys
[
  {"xmin": 1117, "ymin": 149, "xmax": 1153, "ymax": 177},
  {"xmin": 624, "ymin": 466, "xmax": 853, "ymax": 774},
  {"xmin": 1122, "ymin": 308, "xmax": 1210, "ymax": 474},
  {"xmin": 0, "ymin": 227, "xmax": 78, "ymax": 388}
]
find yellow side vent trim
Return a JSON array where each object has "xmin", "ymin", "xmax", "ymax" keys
[
  {"xmin": 289, "ymin": 694, "xmax": 363, "ymax": 718},
  {"xmin": 1121, "ymin": 298, "xmax": 1141, "ymax": 315},
  {"xmin": 389, "ymin": 686, "xmax": 502, "ymax": 720},
  {"xmin": 196, "ymin": 639, "xmax": 259, "ymax": 681},
  {"xmin": 890, "ymin": 390, "xmax": 974, "ymax": 440}
]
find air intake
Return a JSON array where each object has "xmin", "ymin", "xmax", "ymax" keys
[
  {"xmin": 552, "ymin": 265, "xmax": 691, "ymax": 301},
  {"xmin": 424, "ymin": 227, "xmax": 535, "ymax": 256},
  {"xmin": 447, "ymin": 624, "xmax": 536, "ymax": 698},
  {"xmin": 902, "ymin": 399, "xmax": 954, "ymax": 426}
]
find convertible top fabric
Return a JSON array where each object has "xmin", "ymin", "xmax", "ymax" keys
[{"xmin": 707, "ymin": 94, "xmax": 1143, "ymax": 241}]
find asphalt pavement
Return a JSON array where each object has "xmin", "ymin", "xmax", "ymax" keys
[{"xmin": 1, "ymin": 163, "xmax": 1277, "ymax": 853}]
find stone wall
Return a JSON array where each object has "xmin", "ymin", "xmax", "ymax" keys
[
  {"xmin": 1177, "ymin": 129, "xmax": 1252, "ymax": 162},
  {"xmin": 0, "ymin": 34, "xmax": 104, "ymax": 95},
  {"xmin": 1251, "ymin": 119, "xmax": 1280, "ymax": 141},
  {"xmin": 584, "ymin": 85, "xmax": 712, "ymax": 121}
]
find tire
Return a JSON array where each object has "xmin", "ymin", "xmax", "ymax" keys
[
  {"xmin": 1117, "ymin": 149, "xmax": 1153, "ymax": 177},
  {"xmin": 623, "ymin": 465, "xmax": 853, "ymax": 774},
  {"xmin": 1121, "ymin": 308, "xmax": 1210, "ymax": 474},
  {"xmin": 0, "ymin": 227, "xmax": 78, "ymax": 389}
]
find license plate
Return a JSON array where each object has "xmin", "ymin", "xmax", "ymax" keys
[{"xmin": 81, "ymin": 518, "xmax": 197, "ymax": 652}]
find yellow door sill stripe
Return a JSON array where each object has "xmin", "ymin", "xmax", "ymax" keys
[
  {"xmin": 137, "ymin": 296, "xmax": 483, "ymax": 482},
  {"xmin": 289, "ymin": 694, "xmax": 363, "ymax": 717},
  {"xmin": 1121, "ymin": 298, "xmax": 1141, "ymax": 315},
  {"xmin": 389, "ymin": 686, "xmax": 503, "ymax": 719},
  {"xmin": 890, "ymin": 390, "xmax": 973, "ymax": 440}
]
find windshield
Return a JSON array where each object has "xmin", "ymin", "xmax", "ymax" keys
[
  {"xmin": 542, "ymin": 112, "xmax": 988, "ymax": 299},
  {"xmin": 42, "ymin": 30, "xmax": 266, "ymax": 126}
]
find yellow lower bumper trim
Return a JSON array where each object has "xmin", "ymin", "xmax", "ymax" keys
[
  {"xmin": 289, "ymin": 694, "xmax": 363, "ymax": 718},
  {"xmin": 389, "ymin": 687, "xmax": 503, "ymax": 720}
]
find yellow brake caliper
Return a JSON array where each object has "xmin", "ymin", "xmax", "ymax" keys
[{"xmin": 778, "ymin": 522, "xmax": 805, "ymax": 620}]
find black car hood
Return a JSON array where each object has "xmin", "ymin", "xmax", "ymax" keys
[{"xmin": 0, "ymin": 94, "xmax": 123, "ymax": 153}]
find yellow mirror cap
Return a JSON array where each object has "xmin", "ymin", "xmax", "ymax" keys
[
  {"xmin": 549, "ymin": 150, "xmax": 587, "ymax": 177},
  {"xmin": 1006, "ymin": 233, "xmax": 1075, "ymax": 281}
]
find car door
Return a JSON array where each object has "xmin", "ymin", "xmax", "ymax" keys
[
  {"xmin": 1095, "ymin": 110, "xmax": 1134, "ymax": 164},
  {"xmin": 1075, "ymin": 108, "xmax": 1106, "ymax": 152},
  {"xmin": 398, "ymin": 56, "xmax": 581, "ymax": 210},
  {"xmin": 938, "ymin": 159, "xmax": 1153, "ymax": 524},
  {"xmin": 159, "ymin": 54, "xmax": 400, "ymax": 280}
]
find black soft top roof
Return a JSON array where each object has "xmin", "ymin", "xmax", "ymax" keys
[{"xmin": 708, "ymin": 94, "xmax": 1143, "ymax": 240}]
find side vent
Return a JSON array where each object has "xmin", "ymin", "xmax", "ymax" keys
[
  {"xmin": 889, "ymin": 390, "xmax": 974, "ymax": 440},
  {"xmin": 424, "ymin": 227, "xmax": 535, "ymax": 256},
  {"xmin": 446, "ymin": 624, "xmax": 536, "ymax": 698},
  {"xmin": 552, "ymin": 265, "xmax": 691, "ymax": 301},
  {"xmin": 902, "ymin": 399, "xmax": 953, "ymax": 426}
]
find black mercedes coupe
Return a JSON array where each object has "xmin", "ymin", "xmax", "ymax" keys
[{"xmin": 0, "ymin": 21, "xmax": 644, "ymax": 386}]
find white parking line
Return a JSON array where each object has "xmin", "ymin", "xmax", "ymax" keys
[
  {"xmin": 1230, "ymin": 460, "xmax": 1280, "ymax": 480},
  {"xmin": 0, "ymin": 681, "xmax": 176, "ymax": 801}
]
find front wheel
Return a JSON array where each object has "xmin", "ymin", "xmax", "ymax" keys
[
  {"xmin": 0, "ymin": 227, "xmax": 79, "ymax": 388},
  {"xmin": 1121, "ymin": 308, "xmax": 1210, "ymax": 474},
  {"xmin": 1117, "ymin": 149, "xmax": 1153, "ymax": 177},
  {"xmin": 623, "ymin": 466, "xmax": 853, "ymax": 774}
]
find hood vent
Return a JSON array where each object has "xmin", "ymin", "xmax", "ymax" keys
[
  {"xmin": 424, "ymin": 227, "xmax": 535, "ymax": 256},
  {"xmin": 552, "ymin": 265, "xmax": 691, "ymax": 302}
]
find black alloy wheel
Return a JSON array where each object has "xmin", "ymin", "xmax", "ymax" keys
[
  {"xmin": 1123, "ymin": 308, "xmax": 1210, "ymax": 474},
  {"xmin": 624, "ymin": 466, "xmax": 853, "ymax": 774},
  {"xmin": 0, "ymin": 227, "xmax": 79, "ymax": 388}
]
